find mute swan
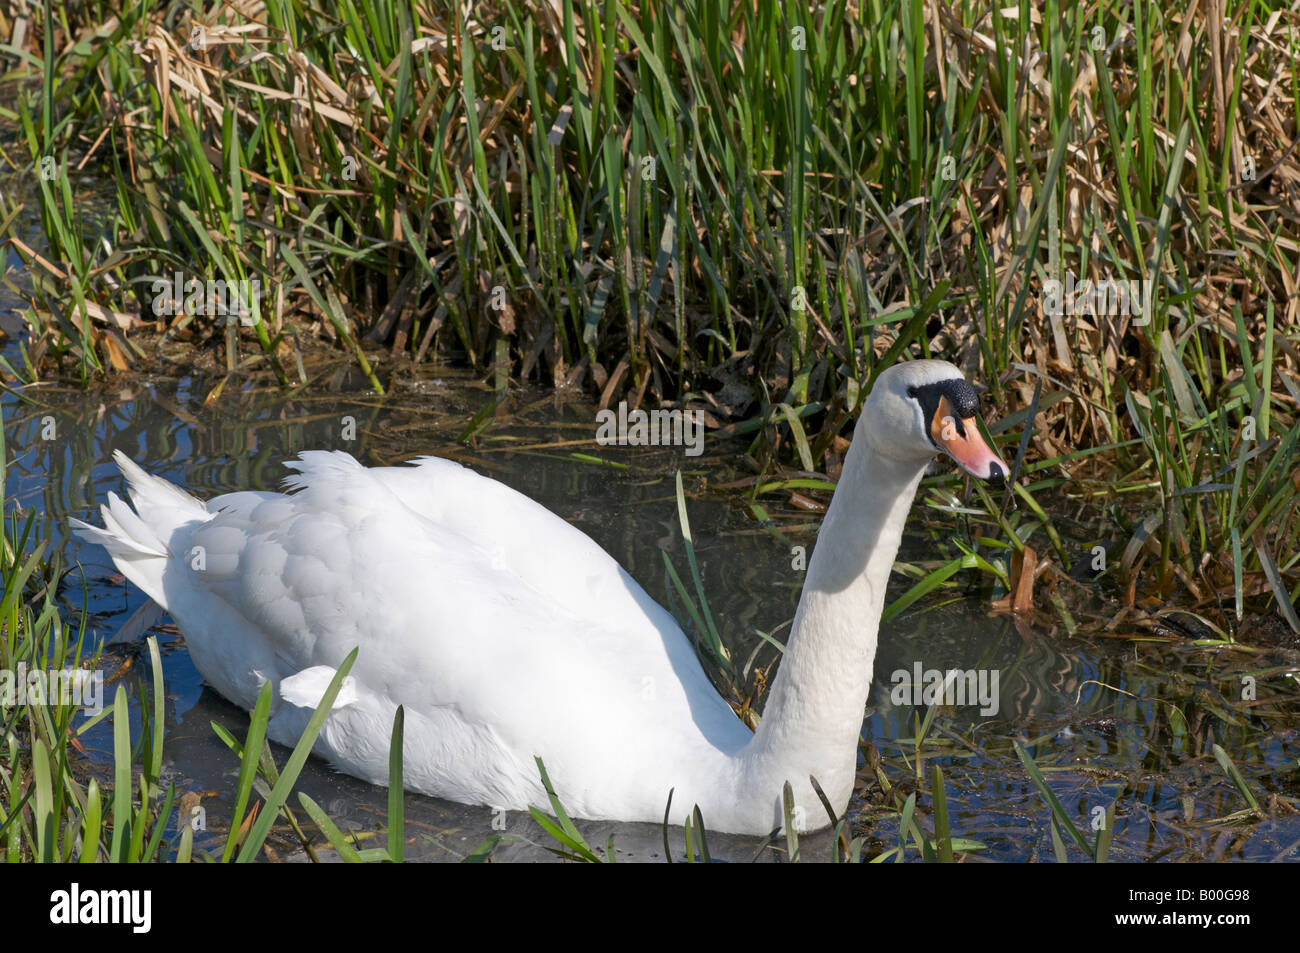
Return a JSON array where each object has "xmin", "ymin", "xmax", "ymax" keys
[{"xmin": 73, "ymin": 359, "xmax": 1006, "ymax": 836}]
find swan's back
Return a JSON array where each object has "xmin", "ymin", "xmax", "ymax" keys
[{"xmin": 73, "ymin": 451, "xmax": 748, "ymax": 819}]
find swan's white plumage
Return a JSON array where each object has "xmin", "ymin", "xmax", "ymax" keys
[
  {"xmin": 74, "ymin": 449, "xmax": 750, "ymax": 824},
  {"xmin": 72, "ymin": 360, "xmax": 1001, "ymax": 834}
]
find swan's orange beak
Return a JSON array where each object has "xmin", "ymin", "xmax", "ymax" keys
[{"xmin": 929, "ymin": 396, "xmax": 1008, "ymax": 484}]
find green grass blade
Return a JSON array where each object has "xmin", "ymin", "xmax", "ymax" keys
[
  {"xmin": 387, "ymin": 705, "xmax": 405, "ymax": 863},
  {"xmin": 235, "ymin": 648, "xmax": 359, "ymax": 862}
]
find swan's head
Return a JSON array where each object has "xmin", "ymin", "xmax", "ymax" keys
[{"xmin": 863, "ymin": 360, "xmax": 1008, "ymax": 483}]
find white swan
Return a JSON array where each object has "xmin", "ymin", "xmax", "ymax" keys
[{"xmin": 73, "ymin": 359, "xmax": 1006, "ymax": 836}]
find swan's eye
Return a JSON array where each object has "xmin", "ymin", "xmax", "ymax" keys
[{"xmin": 909, "ymin": 379, "xmax": 979, "ymax": 422}]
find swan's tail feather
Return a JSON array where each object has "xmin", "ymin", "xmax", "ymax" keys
[
  {"xmin": 280, "ymin": 450, "xmax": 362, "ymax": 493},
  {"xmin": 70, "ymin": 450, "xmax": 209, "ymax": 608}
]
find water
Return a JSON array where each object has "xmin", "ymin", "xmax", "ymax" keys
[{"xmin": 3, "ymin": 354, "xmax": 1294, "ymax": 862}]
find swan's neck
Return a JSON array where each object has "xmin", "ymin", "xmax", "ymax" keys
[{"xmin": 737, "ymin": 439, "xmax": 926, "ymax": 822}]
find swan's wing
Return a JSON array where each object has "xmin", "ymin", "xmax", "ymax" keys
[
  {"xmin": 164, "ymin": 452, "xmax": 744, "ymax": 764},
  {"xmin": 360, "ymin": 454, "xmax": 680, "ymax": 637},
  {"xmin": 361, "ymin": 454, "xmax": 746, "ymax": 738}
]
